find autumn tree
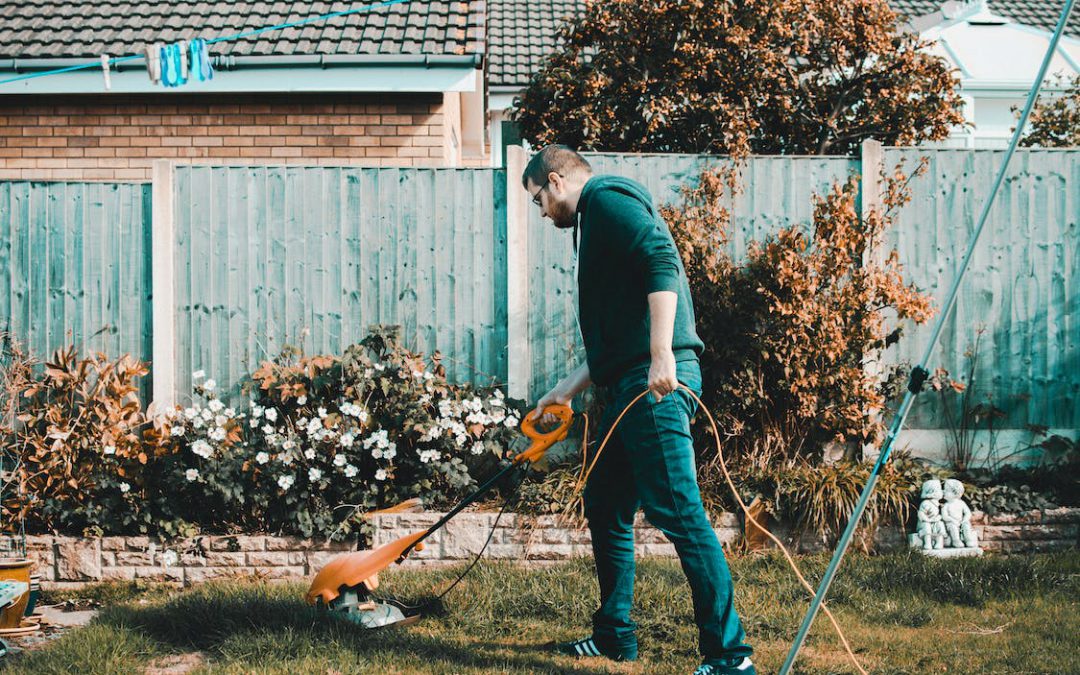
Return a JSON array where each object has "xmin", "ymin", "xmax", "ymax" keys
[
  {"xmin": 513, "ymin": 0, "xmax": 965, "ymax": 156},
  {"xmin": 1020, "ymin": 75, "xmax": 1080, "ymax": 148}
]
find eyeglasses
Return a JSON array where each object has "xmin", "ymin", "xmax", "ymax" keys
[{"xmin": 530, "ymin": 174, "xmax": 561, "ymax": 206}]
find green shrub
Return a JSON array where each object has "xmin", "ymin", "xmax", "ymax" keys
[{"xmin": 159, "ymin": 327, "xmax": 527, "ymax": 539}]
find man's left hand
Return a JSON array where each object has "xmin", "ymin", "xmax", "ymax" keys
[{"xmin": 648, "ymin": 349, "xmax": 678, "ymax": 402}]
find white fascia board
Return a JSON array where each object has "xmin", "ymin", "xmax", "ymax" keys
[
  {"xmin": 0, "ymin": 61, "xmax": 481, "ymax": 95},
  {"xmin": 488, "ymin": 88, "xmax": 521, "ymax": 112},
  {"xmin": 960, "ymin": 79, "xmax": 1075, "ymax": 97}
]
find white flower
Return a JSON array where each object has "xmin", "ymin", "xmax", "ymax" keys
[
  {"xmin": 203, "ymin": 379, "xmax": 216, "ymax": 391},
  {"xmin": 256, "ymin": 451, "xmax": 270, "ymax": 464},
  {"xmin": 162, "ymin": 549, "xmax": 178, "ymax": 567},
  {"xmin": 192, "ymin": 370, "xmax": 205, "ymax": 380},
  {"xmin": 208, "ymin": 427, "xmax": 226, "ymax": 442},
  {"xmin": 424, "ymin": 372, "xmax": 434, "ymax": 381},
  {"xmin": 419, "ymin": 394, "xmax": 432, "ymax": 406},
  {"xmin": 372, "ymin": 447, "xmax": 383, "ymax": 460},
  {"xmin": 192, "ymin": 440, "xmax": 214, "ymax": 458},
  {"xmin": 166, "ymin": 407, "xmax": 179, "ymax": 419},
  {"xmin": 277, "ymin": 475, "xmax": 294, "ymax": 490},
  {"xmin": 281, "ymin": 453, "xmax": 294, "ymax": 466},
  {"xmin": 374, "ymin": 468, "xmax": 387, "ymax": 481},
  {"xmin": 344, "ymin": 464, "xmax": 358, "ymax": 478},
  {"xmin": 282, "ymin": 439, "xmax": 296, "ymax": 451},
  {"xmin": 261, "ymin": 424, "xmax": 272, "ymax": 435},
  {"xmin": 504, "ymin": 415, "xmax": 520, "ymax": 428},
  {"xmin": 308, "ymin": 468, "xmax": 322, "ymax": 481},
  {"xmin": 214, "ymin": 414, "xmax": 227, "ymax": 427},
  {"xmin": 103, "ymin": 445, "xmax": 116, "ymax": 455},
  {"xmin": 364, "ymin": 368, "xmax": 373, "ymax": 378},
  {"xmin": 318, "ymin": 407, "xmax": 327, "ymax": 418},
  {"xmin": 340, "ymin": 433, "xmax": 355, "ymax": 448},
  {"xmin": 201, "ymin": 409, "xmax": 213, "ymax": 421},
  {"xmin": 171, "ymin": 426, "xmax": 186, "ymax": 437},
  {"xmin": 333, "ymin": 454, "xmax": 347, "ymax": 467},
  {"xmin": 119, "ymin": 482, "xmax": 131, "ymax": 493},
  {"xmin": 264, "ymin": 408, "xmax": 278, "ymax": 422},
  {"xmin": 306, "ymin": 418, "xmax": 323, "ymax": 436},
  {"xmin": 184, "ymin": 407, "xmax": 199, "ymax": 420},
  {"xmin": 251, "ymin": 405, "xmax": 263, "ymax": 419},
  {"xmin": 304, "ymin": 448, "xmax": 316, "ymax": 460},
  {"xmin": 419, "ymin": 449, "xmax": 440, "ymax": 464},
  {"xmin": 383, "ymin": 445, "xmax": 396, "ymax": 460},
  {"xmin": 455, "ymin": 434, "xmax": 468, "ymax": 447},
  {"xmin": 493, "ymin": 389, "xmax": 504, "ymax": 399},
  {"xmin": 208, "ymin": 399, "xmax": 224, "ymax": 413},
  {"xmin": 296, "ymin": 395, "xmax": 307, "ymax": 405},
  {"xmin": 374, "ymin": 363, "xmax": 385, "ymax": 372},
  {"xmin": 185, "ymin": 468, "xmax": 199, "ymax": 482},
  {"xmin": 471, "ymin": 442, "xmax": 485, "ymax": 456},
  {"xmin": 419, "ymin": 426, "xmax": 439, "ymax": 442},
  {"xmin": 224, "ymin": 407, "xmax": 235, "ymax": 418},
  {"xmin": 192, "ymin": 417, "xmax": 205, "ymax": 429},
  {"xmin": 357, "ymin": 409, "xmax": 369, "ymax": 423},
  {"xmin": 412, "ymin": 370, "xmax": 423, "ymax": 379}
]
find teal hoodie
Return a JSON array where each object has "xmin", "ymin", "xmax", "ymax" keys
[{"xmin": 575, "ymin": 175, "xmax": 704, "ymax": 386}]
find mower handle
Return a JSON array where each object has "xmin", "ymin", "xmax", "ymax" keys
[{"xmin": 514, "ymin": 403, "xmax": 573, "ymax": 464}]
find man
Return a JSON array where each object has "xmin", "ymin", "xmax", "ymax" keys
[{"xmin": 525, "ymin": 145, "xmax": 755, "ymax": 675}]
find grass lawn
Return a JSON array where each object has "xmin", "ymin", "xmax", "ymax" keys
[{"xmin": 7, "ymin": 550, "xmax": 1078, "ymax": 674}]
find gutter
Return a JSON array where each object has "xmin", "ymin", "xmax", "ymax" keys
[{"xmin": 0, "ymin": 53, "xmax": 483, "ymax": 73}]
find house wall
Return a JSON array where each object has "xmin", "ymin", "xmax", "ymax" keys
[{"xmin": 0, "ymin": 92, "xmax": 449, "ymax": 181}]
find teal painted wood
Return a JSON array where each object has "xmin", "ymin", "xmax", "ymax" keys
[
  {"xmin": 525, "ymin": 153, "xmax": 860, "ymax": 400},
  {"xmin": 172, "ymin": 167, "xmax": 508, "ymax": 399},
  {"xmin": 883, "ymin": 149, "xmax": 1079, "ymax": 429},
  {"xmin": 0, "ymin": 181, "xmax": 152, "ymax": 372}
]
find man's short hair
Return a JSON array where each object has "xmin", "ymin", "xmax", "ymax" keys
[{"xmin": 521, "ymin": 145, "xmax": 592, "ymax": 189}]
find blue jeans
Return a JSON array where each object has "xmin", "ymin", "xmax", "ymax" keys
[{"xmin": 584, "ymin": 359, "xmax": 753, "ymax": 661}]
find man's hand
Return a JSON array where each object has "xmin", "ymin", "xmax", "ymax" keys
[
  {"xmin": 530, "ymin": 387, "xmax": 572, "ymax": 424},
  {"xmin": 648, "ymin": 348, "xmax": 678, "ymax": 402}
]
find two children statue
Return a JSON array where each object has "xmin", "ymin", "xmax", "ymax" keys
[{"xmin": 911, "ymin": 478, "xmax": 979, "ymax": 552}]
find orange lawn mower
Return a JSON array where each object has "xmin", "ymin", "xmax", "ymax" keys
[{"xmin": 304, "ymin": 403, "xmax": 574, "ymax": 629}]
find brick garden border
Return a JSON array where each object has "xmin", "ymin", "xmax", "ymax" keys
[{"xmin": 22, "ymin": 507, "xmax": 1079, "ymax": 589}]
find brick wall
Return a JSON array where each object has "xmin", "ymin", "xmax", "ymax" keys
[{"xmin": 0, "ymin": 92, "xmax": 449, "ymax": 181}]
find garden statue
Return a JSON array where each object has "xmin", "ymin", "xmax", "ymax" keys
[
  {"xmin": 910, "ymin": 479, "xmax": 946, "ymax": 550},
  {"xmin": 941, "ymin": 478, "xmax": 979, "ymax": 549}
]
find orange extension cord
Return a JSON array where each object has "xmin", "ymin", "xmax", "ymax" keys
[{"xmin": 565, "ymin": 385, "xmax": 867, "ymax": 675}]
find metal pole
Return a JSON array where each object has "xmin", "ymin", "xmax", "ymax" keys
[{"xmin": 779, "ymin": 2, "xmax": 1076, "ymax": 672}]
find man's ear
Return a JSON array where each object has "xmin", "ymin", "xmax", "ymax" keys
[{"xmin": 549, "ymin": 171, "xmax": 566, "ymax": 194}]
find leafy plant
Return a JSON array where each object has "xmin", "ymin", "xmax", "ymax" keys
[
  {"xmin": 154, "ymin": 326, "xmax": 528, "ymax": 540},
  {"xmin": 664, "ymin": 162, "xmax": 935, "ymax": 476},
  {"xmin": 1, "ymin": 343, "xmax": 168, "ymax": 535},
  {"xmin": 512, "ymin": 0, "xmax": 964, "ymax": 156},
  {"xmin": 1019, "ymin": 74, "xmax": 1080, "ymax": 148}
]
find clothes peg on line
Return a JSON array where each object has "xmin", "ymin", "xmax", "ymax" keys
[
  {"xmin": 144, "ymin": 43, "xmax": 163, "ymax": 85},
  {"xmin": 100, "ymin": 54, "xmax": 112, "ymax": 90}
]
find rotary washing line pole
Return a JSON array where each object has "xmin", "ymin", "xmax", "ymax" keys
[{"xmin": 778, "ymin": 1, "xmax": 1076, "ymax": 672}]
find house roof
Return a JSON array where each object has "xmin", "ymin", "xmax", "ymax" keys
[
  {"xmin": 891, "ymin": 0, "xmax": 1080, "ymax": 38},
  {"xmin": 488, "ymin": 0, "xmax": 1080, "ymax": 88},
  {"xmin": 0, "ymin": 1, "xmax": 485, "ymax": 60},
  {"xmin": 488, "ymin": 0, "xmax": 583, "ymax": 88}
]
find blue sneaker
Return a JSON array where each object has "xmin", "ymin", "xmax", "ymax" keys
[
  {"xmin": 694, "ymin": 656, "xmax": 756, "ymax": 675},
  {"xmin": 553, "ymin": 635, "xmax": 638, "ymax": 661}
]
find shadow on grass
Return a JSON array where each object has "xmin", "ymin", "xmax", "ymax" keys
[{"xmin": 91, "ymin": 585, "xmax": 613, "ymax": 674}]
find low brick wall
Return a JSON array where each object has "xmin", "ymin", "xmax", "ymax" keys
[
  {"xmin": 26, "ymin": 535, "xmax": 357, "ymax": 589},
  {"xmin": 22, "ymin": 507, "xmax": 1078, "ymax": 589}
]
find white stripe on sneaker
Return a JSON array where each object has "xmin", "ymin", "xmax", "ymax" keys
[
  {"xmin": 586, "ymin": 640, "xmax": 601, "ymax": 656},
  {"xmin": 736, "ymin": 657, "xmax": 753, "ymax": 671}
]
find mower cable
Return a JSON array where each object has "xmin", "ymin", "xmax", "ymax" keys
[{"xmin": 568, "ymin": 386, "xmax": 867, "ymax": 674}]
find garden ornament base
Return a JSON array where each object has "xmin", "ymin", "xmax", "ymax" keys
[{"xmin": 305, "ymin": 404, "xmax": 573, "ymax": 628}]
